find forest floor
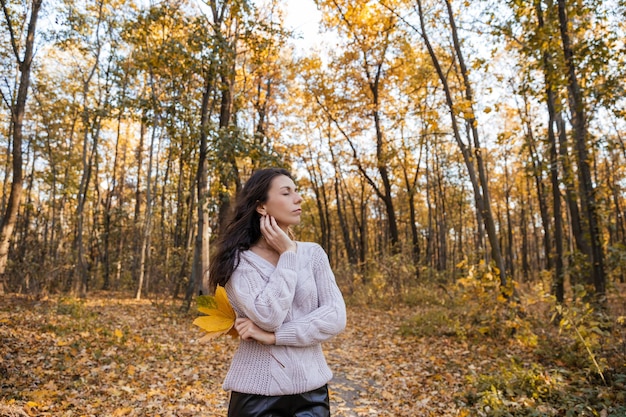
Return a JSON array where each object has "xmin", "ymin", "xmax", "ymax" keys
[{"xmin": 0, "ymin": 289, "xmax": 624, "ymax": 416}]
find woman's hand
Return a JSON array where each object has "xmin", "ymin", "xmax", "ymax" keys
[
  {"xmin": 260, "ymin": 215, "xmax": 296, "ymax": 254},
  {"xmin": 235, "ymin": 318, "xmax": 276, "ymax": 345}
]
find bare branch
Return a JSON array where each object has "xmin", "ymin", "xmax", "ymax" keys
[{"xmin": 1, "ymin": 0, "xmax": 22, "ymax": 64}]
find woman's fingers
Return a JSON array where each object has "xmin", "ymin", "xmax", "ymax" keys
[
  {"xmin": 268, "ymin": 215, "xmax": 279, "ymax": 229},
  {"xmin": 260, "ymin": 216, "xmax": 278, "ymax": 242},
  {"xmin": 235, "ymin": 318, "xmax": 254, "ymax": 340},
  {"xmin": 234, "ymin": 318, "xmax": 275, "ymax": 345},
  {"xmin": 259, "ymin": 215, "xmax": 294, "ymax": 254},
  {"xmin": 236, "ymin": 318, "xmax": 259, "ymax": 342}
]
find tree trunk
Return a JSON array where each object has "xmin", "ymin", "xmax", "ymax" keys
[
  {"xmin": 444, "ymin": 0, "xmax": 506, "ymax": 286},
  {"xmin": 534, "ymin": 0, "xmax": 565, "ymax": 302},
  {"xmin": 74, "ymin": 110, "xmax": 101, "ymax": 296},
  {"xmin": 175, "ymin": 171, "xmax": 196, "ymax": 299},
  {"xmin": 0, "ymin": 0, "xmax": 43, "ymax": 293},
  {"xmin": 557, "ymin": 0, "xmax": 606, "ymax": 297},
  {"xmin": 425, "ymin": 150, "xmax": 434, "ymax": 270},
  {"xmin": 133, "ymin": 115, "xmax": 146, "ymax": 291},
  {"xmin": 608, "ymin": 153, "xmax": 625, "ymax": 243},
  {"xmin": 215, "ymin": 29, "xmax": 241, "ymax": 234},
  {"xmin": 71, "ymin": 0, "xmax": 109, "ymax": 297},
  {"xmin": 434, "ymin": 149, "xmax": 447, "ymax": 271},
  {"xmin": 416, "ymin": 0, "xmax": 507, "ymax": 287},
  {"xmin": 520, "ymin": 180, "xmax": 530, "ymax": 282},
  {"xmin": 136, "ymin": 121, "xmax": 157, "ymax": 300},
  {"xmin": 399, "ymin": 137, "xmax": 423, "ymax": 275},
  {"xmin": 557, "ymin": 113, "xmax": 589, "ymax": 262},
  {"xmin": 345, "ymin": 178, "xmax": 369, "ymax": 268},
  {"xmin": 187, "ymin": 63, "xmax": 214, "ymax": 306},
  {"xmin": 329, "ymin": 144, "xmax": 357, "ymax": 265},
  {"xmin": 316, "ymin": 92, "xmax": 399, "ymax": 256},
  {"xmin": 358, "ymin": 181, "xmax": 368, "ymax": 266},
  {"xmin": 304, "ymin": 129, "xmax": 332, "ymax": 252},
  {"xmin": 549, "ymin": 98, "xmax": 565, "ymax": 302},
  {"xmin": 518, "ymin": 90, "xmax": 552, "ymax": 270},
  {"xmin": 370, "ymin": 71, "xmax": 400, "ymax": 253},
  {"xmin": 16, "ymin": 142, "xmax": 35, "ymax": 292},
  {"xmin": 174, "ymin": 157, "xmax": 187, "ymax": 248},
  {"xmin": 503, "ymin": 153, "xmax": 515, "ymax": 280},
  {"xmin": 103, "ymin": 82, "xmax": 127, "ymax": 291}
]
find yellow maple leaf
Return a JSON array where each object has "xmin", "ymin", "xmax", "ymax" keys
[{"xmin": 193, "ymin": 285, "xmax": 238, "ymax": 342}]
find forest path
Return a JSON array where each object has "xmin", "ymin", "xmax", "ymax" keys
[
  {"xmin": 326, "ymin": 306, "xmax": 475, "ymax": 417},
  {"xmin": 0, "ymin": 295, "xmax": 488, "ymax": 416}
]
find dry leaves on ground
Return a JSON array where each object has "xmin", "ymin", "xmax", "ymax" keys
[{"xmin": 1, "ymin": 294, "xmax": 501, "ymax": 416}]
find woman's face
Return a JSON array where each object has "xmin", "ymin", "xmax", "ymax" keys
[{"xmin": 259, "ymin": 175, "xmax": 302, "ymax": 228}]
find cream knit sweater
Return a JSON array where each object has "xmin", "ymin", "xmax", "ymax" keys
[{"xmin": 223, "ymin": 242, "xmax": 347, "ymax": 396}]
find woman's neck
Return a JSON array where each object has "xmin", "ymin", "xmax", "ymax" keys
[
  {"xmin": 251, "ymin": 237, "xmax": 281, "ymax": 266},
  {"xmin": 254, "ymin": 237, "xmax": 275, "ymax": 252}
]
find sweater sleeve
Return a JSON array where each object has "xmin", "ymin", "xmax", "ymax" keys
[
  {"xmin": 226, "ymin": 251, "xmax": 298, "ymax": 332},
  {"xmin": 274, "ymin": 245, "xmax": 346, "ymax": 347}
]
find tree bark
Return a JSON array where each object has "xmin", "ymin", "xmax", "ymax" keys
[
  {"xmin": 425, "ymin": 148, "xmax": 434, "ymax": 270},
  {"xmin": 368, "ymin": 49, "xmax": 400, "ymax": 253},
  {"xmin": 320, "ymin": 4, "xmax": 400, "ymax": 253},
  {"xmin": 520, "ymin": 180, "xmax": 531, "ymax": 282},
  {"xmin": 557, "ymin": 0, "xmax": 606, "ymax": 297},
  {"xmin": 534, "ymin": 0, "xmax": 565, "ymax": 302},
  {"xmin": 399, "ymin": 137, "xmax": 423, "ymax": 274},
  {"xmin": 518, "ymin": 91, "xmax": 552, "ymax": 270},
  {"xmin": 329, "ymin": 144, "xmax": 357, "ymax": 265},
  {"xmin": 135, "ymin": 123, "xmax": 157, "ymax": 300},
  {"xmin": 415, "ymin": 0, "xmax": 507, "ymax": 287},
  {"xmin": 186, "ymin": 62, "xmax": 214, "ymax": 307},
  {"xmin": 302, "ymin": 131, "xmax": 332, "ymax": 253},
  {"xmin": 0, "ymin": 0, "xmax": 43, "ymax": 293},
  {"xmin": 503, "ymin": 153, "xmax": 515, "ymax": 280},
  {"xmin": 434, "ymin": 149, "xmax": 447, "ymax": 271},
  {"xmin": 345, "ymin": 178, "xmax": 369, "ymax": 268},
  {"xmin": 215, "ymin": 21, "xmax": 241, "ymax": 234},
  {"xmin": 443, "ymin": 0, "xmax": 506, "ymax": 286},
  {"xmin": 314, "ymin": 93, "xmax": 399, "ymax": 255},
  {"xmin": 103, "ymin": 77, "xmax": 128, "ymax": 291}
]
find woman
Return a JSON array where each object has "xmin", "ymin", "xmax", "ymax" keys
[{"xmin": 209, "ymin": 167, "xmax": 347, "ymax": 417}]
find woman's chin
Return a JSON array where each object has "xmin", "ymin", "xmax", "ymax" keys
[{"xmin": 277, "ymin": 219, "xmax": 300, "ymax": 229}]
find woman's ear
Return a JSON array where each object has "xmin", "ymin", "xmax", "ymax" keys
[{"xmin": 256, "ymin": 204, "xmax": 266, "ymax": 216}]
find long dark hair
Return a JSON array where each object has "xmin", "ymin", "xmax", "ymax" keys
[{"xmin": 208, "ymin": 168, "xmax": 293, "ymax": 290}]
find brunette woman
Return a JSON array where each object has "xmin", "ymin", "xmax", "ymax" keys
[{"xmin": 209, "ymin": 168, "xmax": 346, "ymax": 417}]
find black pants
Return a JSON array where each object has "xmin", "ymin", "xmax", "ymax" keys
[{"xmin": 227, "ymin": 385, "xmax": 330, "ymax": 417}]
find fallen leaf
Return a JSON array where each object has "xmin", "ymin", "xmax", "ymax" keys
[{"xmin": 193, "ymin": 285, "xmax": 238, "ymax": 341}]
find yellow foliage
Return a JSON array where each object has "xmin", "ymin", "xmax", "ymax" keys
[{"xmin": 193, "ymin": 285, "xmax": 238, "ymax": 342}]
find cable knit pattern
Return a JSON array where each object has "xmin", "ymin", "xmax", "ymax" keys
[{"xmin": 223, "ymin": 242, "xmax": 347, "ymax": 396}]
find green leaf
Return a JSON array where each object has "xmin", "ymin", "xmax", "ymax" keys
[{"xmin": 196, "ymin": 294, "xmax": 218, "ymax": 309}]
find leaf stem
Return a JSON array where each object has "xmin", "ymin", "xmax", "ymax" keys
[{"xmin": 573, "ymin": 324, "xmax": 606, "ymax": 385}]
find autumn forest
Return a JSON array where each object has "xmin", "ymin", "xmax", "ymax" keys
[{"xmin": 1, "ymin": 0, "xmax": 626, "ymax": 416}]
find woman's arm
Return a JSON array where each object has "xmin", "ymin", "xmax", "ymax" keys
[
  {"xmin": 226, "ymin": 251, "xmax": 298, "ymax": 332},
  {"xmin": 274, "ymin": 245, "xmax": 347, "ymax": 347},
  {"xmin": 227, "ymin": 215, "xmax": 299, "ymax": 332},
  {"xmin": 234, "ymin": 317, "xmax": 276, "ymax": 345}
]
